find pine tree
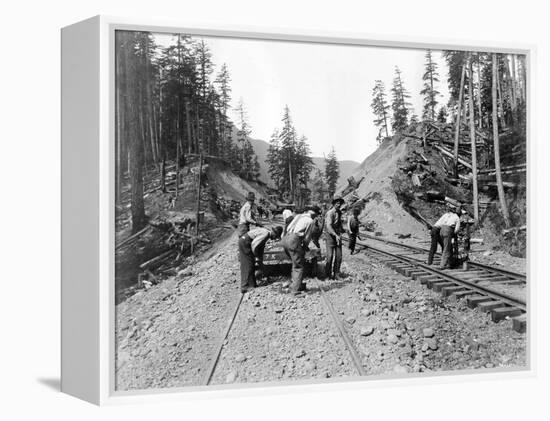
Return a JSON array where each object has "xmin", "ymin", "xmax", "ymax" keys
[
  {"xmin": 420, "ymin": 50, "xmax": 440, "ymax": 121},
  {"xmin": 214, "ymin": 63, "xmax": 232, "ymax": 159},
  {"xmin": 371, "ymin": 80, "xmax": 390, "ymax": 144},
  {"xmin": 116, "ymin": 31, "xmax": 146, "ymax": 232},
  {"xmin": 391, "ymin": 66, "xmax": 412, "ymax": 133},
  {"xmin": 266, "ymin": 129, "xmax": 283, "ymax": 191},
  {"xmin": 234, "ymin": 98, "xmax": 252, "ymax": 178},
  {"xmin": 279, "ymin": 106, "xmax": 297, "ymax": 199},
  {"xmin": 266, "ymin": 107, "xmax": 314, "ymax": 204},
  {"xmin": 325, "ymin": 147, "xmax": 340, "ymax": 198}
]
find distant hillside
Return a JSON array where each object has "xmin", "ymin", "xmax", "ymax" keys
[{"xmin": 248, "ymin": 137, "xmax": 359, "ymax": 187}]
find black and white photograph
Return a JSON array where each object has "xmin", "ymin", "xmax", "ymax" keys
[{"xmin": 113, "ymin": 29, "xmax": 528, "ymax": 392}]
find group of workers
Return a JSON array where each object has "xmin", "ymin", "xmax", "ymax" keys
[
  {"xmin": 237, "ymin": 191, "xmax": 468, "ymax": 295},
  {"xmin": 237, "ymin": 192, "xmax": 359, "ymax": 295}
]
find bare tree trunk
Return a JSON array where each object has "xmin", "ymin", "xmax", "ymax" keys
[
  {"xmin": 124, "ymin": 33, "xmax": 146, "ymax": 232},
  {"xmin": 195, "ymin": 153, "xmax": 203, "ymax": 236},
  {"xmin": 175, "ymin": 104, "xmax": 181, "ymax": 198},
  {"xmin": 195, "ymin": 103, "xmax": 201, "ymax": 153},
  {"xmin": 115, "ymin": 37, "xmax": 124, "ymax": 207},
  {"xmin": 492, "ymin": 53, "xmax": 511, "ymax": 227},
  {"xmin": 496, "ymin": 60, "xmax": 506, "ymax": 128},
  {"xmin": 453, "ymin": 63, "xmax": 466, "ymax": 178},
  {"xmin": 185, "ymin": 100, "xmax": 193, "ymax": 155},
  {"xmin": 504, "ymin": 55, "xmax": 517, "ymax": 128},
  {"xmin": 468, "ymin": 56, "xmax": 479, "ymax": 223},
  {"xmin": 476, "ymin": 54, "xmax": 483, "ymax": 129}
]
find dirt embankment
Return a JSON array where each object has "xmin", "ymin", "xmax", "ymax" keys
[
  {"xmin": 339, "ymin": 138, "xmax": 426, "ymax": 239},
  {"xmin": 340, "ymin": 135, "xmax": 526, "ymax": 269},
  {"xmin": 115, "ymin": 158, "xmax": 274, "ymax": 303}
]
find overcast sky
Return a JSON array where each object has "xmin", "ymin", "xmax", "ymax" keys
[{"xmin": 155, "ymin": 33, "xmax": 450, "ymax": 162}]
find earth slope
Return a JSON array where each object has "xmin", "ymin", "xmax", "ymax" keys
[{"xmin": 338, "ymin": 138, "xmax": 426, "ymax": 238}]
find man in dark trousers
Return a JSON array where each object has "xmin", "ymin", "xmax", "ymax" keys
[
  {"xmin": 238, "ymin": 225, "xmax": 283, "ymax": 293},
  {"xmin": 427, "ymin": 205, "xmax": 462, "ymax": 269},
  {"xmin": 347, "ymin": 207, "xmax": 361, "ymax": 255},
  {"xmin": 325, "ymin": 196, "xmax": 345, "ymax": 279},
  {"xmin": 237, "ymin": 192, "xmax": 262, "ymax": 237},
  {"xmin": 281, "ymin": 206, "xmax": 321, "ymax": 295}
]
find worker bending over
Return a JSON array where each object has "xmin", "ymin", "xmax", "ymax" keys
[
  {"xmin": 325, "ymin": 196, "xmax": 345, "ymax": 279},
  {"xmin": 237, "ymin": 192, "xmax": 262, "ymax": 237},
  {"xmin": 428, "ymin": 205, "xmax": 462, "ymax": 269},
  {"xmin": 238, "ymin": 225, "xmax": 283, "ymax": 293},
  {"xmin": 281, "ymin": 206, "xmax": 321, "ymax": 295}
]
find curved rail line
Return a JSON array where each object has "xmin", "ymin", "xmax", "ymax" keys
[
  {"xmin": 360, "ymin": 232, "xmax": 526, "ymax": 281},
  {"xmin": 345, "ymin": 235, "xmax": 527, "ymax": 332}
]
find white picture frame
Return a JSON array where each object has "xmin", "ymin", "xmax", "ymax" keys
[{"xmin": 61, "ymin": 15, "xmax": 534, "ymax": 405}]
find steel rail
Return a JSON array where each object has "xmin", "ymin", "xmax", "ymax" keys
[
  {"xmin": 202, "ymin": 292, "xmax": 244, "ymax": 385},
  {"xmin": 354, "ymin": 240, "xmax": 526, "ymax": 310},
  {"xmin": 312, "ymin": 278, "xmax": 366, "ymax": 376},
  {"xmin": 360, "ymin": 232, "xmax": 526, "ymax": 281}
]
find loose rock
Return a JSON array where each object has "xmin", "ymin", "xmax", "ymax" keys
[
  {"xmin": 225, "ymin": 370, "xmax": 238, "ymax": 383},
  {"xmin": 423, "ymin": 328, "xmax": 435, "ymax": 338},
  {"xmin": 360, "ymin": 326, "xmax": 374, "ymax": 336}
]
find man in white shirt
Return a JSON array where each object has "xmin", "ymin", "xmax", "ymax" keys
[
  {"xmin": 281, "ymin": 205, "xmax": 321, "ymax": 294},
  {"xmin": 428, "ymin": 205, "xmax": 462, "ymax": 269},
  {"xmin": 237, "ymin": 192, "xmax": 262, "ymax": 237}
]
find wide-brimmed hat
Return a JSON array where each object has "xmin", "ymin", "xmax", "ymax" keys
[
  {"xmin": 246, "ymin": 192, "xmax": 256, "ymax": 201},
  {"xmin": 306, "ymin": 205, "xmax": 322, "ymax": 215},
  {"xmin": 332, "ymin": 196, "xmax": 345, "ymax": 205}
]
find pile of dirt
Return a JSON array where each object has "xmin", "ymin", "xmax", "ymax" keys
[
  {"xmin": 340, "ymin": 132, "xmax": 526, "ymax": 261},
  {"xmin": 338, "ymin": 138, "xmax": 426, "ymax": 239}
]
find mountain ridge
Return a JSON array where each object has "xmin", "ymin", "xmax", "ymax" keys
[{"xmin": 247, "ymin": 137, "xmax": 360, "ymax": 188}]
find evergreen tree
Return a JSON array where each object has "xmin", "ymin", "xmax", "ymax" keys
[
  {"xmin": 266, "ymin": 129, "xmax": 283, "ymax": 191},
  {"xmin": 234, "ymin": 98, "xmax": 253, "ymax": 178},
  {"xmin": 371, "ymin": 80, "xmax": 390, "ymax": 144},
  {"xmin": 391, "ymin": 66, "xmax": 412, "ymax": 133},
  {"xmin": 420, "ymin": 50, "xmax": 441, "ymax": 121},
  {"xmin": 214, "ymin": 63, "xmax": 232, "ymax": 159},
  {"xmin": 266, "ymin": 107, "xmax": 314, "ymax": 203},
  {"xmin": 325, "ymin": 147, "xmax": 340, "ymax": 198}
]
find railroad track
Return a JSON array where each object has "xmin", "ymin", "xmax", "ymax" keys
[
  {"xmin": 344, "ymin": 235, "xmax": 527, "ymax": 334},
  {"xmin": 359, "ymin": 232, "xmax": 526, "ymax": 282},
  {"xmin": 201, "ymin": 219, "xmax": 367, "ymax": 384}
]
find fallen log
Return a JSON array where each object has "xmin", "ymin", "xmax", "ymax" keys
[
  {"xmin": 139, "ymin": 249, "xmax": 176, "ymax": 270},
  {"xmin": 503, "ymin": 225, "xmax": 527, "ymax": 235},
  {"xmin": 433, "ymin": 144, "xmax": 472, "ymax": 169},
  {"xmin": 115, "ymin": 225, "xmax": 150, "ymax": 250}
]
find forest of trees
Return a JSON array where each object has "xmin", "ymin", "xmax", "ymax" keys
[
  {"xmin": 371, "ymin": 50, "xmax": 527, "ymax": 141},
  {"xmin": 370, "ymin": 49, "xmax": 527, "ymax": 227},
  {"xmin": 115, "ymin": 31, "xmax": 262, "ymax": 232}
]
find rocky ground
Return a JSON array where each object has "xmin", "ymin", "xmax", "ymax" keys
[{"xmin": 115, "ymin": 231, "xmax": 527, "ymax": 392}]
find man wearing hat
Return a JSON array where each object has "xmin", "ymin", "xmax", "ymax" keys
[
  {"xmin": 325, "ymin": 196, "xmax": 345, "ymax": 279},
  {"xmin": 428, "ymin": 205, "xmax": 462, "ymax": 269},
  {"xmin": 238, "ymin": 225, "xmax": 283, "ymax": 293},
  {"xmin": 237, "ymin": 192, "xmax": 262, "ymax": 237},
  {"xmin": 281, "ymin": 205, "xmax": 321, "ymax": 295}
]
